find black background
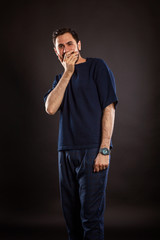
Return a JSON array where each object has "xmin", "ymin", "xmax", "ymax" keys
[{"xmin": 1, "ymin": 0, "xmax": 159, "ymax": 239}]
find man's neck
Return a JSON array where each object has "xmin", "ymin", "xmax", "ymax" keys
[{"xmin": 76, "ymin": 55, "xmax": 86, "ymax": 65}]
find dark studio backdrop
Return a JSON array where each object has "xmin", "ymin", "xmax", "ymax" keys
[{"xmin": 1, "ymin": 0, "xmax": 159, "ymax": 239}]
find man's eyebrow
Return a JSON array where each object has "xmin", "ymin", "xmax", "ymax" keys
[
  {"xmin": 58, "ymin": 41, "xmax": 73, "ymax": 47},
  {"xmin": 67, "ymin": 41, "xmax": 73, "ymax": 44}
]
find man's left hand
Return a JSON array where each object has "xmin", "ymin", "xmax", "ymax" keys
[{"xmin": 93, "ymin": 153, "xmax": 109, "ymax": 172}]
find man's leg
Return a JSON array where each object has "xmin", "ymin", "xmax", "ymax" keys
[
  {"xmin": 58, "ymin": 150, "xmax": 83, "ymax": 240},
  {"xmin": 77, "ymin": 148, "xmax": 110, "ymax": 240}
]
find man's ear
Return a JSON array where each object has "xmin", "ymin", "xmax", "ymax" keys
[{"xmin": 78, "ymin": 41, "xmax": 81, "ymax": 51}]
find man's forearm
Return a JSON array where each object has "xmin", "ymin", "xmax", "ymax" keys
[
  {"xmin": 100, "ymin": 103, "xmax": 115, "ymax": 149},
  {"xmin": 45, "ymin": 71, "xmax": 73, "ymax": 115}
]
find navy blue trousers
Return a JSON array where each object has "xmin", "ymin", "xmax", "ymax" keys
[{"xmin": 58, "ymin": 148, "xmax": 110, "ymax": 240}]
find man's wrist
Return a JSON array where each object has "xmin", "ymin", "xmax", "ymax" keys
[
  {"xmin": 63, "ymin": 70, "xmax": 74, "ymax": 80},
  {"xmin": 100, "ymin": 144, "xmax": 110, "ymax": 149},
  {"xmin": 99, "ymin": 147, "xmax": 110, "ymax": 155}
]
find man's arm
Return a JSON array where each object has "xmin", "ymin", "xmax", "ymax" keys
[
  {"xmin": 45, "ymin": 71, "xmax": 72, "ymax": 115},
  {"xmin": 93, "ymin": 103, "xmax": 115, "ymax": 172},
  {"xmin": 45, "ymin": 51, "xmax": 79, "ymax": 115}
]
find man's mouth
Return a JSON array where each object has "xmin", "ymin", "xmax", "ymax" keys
[
  {"xmin": 62, "ymin": 51, "xmax": 78, "ymax": 61},
  {"xmin": 63, "ymin": 52, "xmax": 74, "ymax": 58}
]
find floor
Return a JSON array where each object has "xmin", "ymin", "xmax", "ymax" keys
[{"xmin": 0, "ymin": 225, "xmax": 159, "ymax": 240}]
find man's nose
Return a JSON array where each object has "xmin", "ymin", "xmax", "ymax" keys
[{"xmin": 63, "ymin": 46, "xmax": 69, "ymax": 53}]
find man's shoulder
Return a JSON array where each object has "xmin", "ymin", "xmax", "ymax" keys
[
  {"xmin": 87, "ymin": 57, "xmax": 109, "ymax": 70},
  {"xmin": 88, "ymin": 57, "xmax": 108, "ymax": 66}
]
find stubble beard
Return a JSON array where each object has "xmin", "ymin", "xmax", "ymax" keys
[{"xmin": 75, "ymin": 53, "xmax": 80, "ymax": 63}]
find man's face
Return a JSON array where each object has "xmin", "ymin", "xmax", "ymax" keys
[{"xmin": 54, "ymin": 33, "xmax": 81, "ymax": 61}]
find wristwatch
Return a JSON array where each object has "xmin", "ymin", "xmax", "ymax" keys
[{"xmin": 99, "ymin": 147, "xmax": 110, "ymax": 155}]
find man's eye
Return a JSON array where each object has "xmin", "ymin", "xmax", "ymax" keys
[
  {"xmin": 59, "ymin": 45, "xmax": 64, "ymax": 48},
  {"xmin": 68, "ymin": 42, "xmax": 73, "ymax": 45}
]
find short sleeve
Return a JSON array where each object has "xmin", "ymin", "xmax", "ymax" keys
[
  {"xmin": 95, "ymin": 59, "xmax": 118, "ymax": 110},
  {"xmin": 43, "ymin": 74, "xmax": 62, "ymax": 111}
]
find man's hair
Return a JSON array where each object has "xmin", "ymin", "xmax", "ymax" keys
[{"xmin": 52, "ymin": 28, "xmax": 79, "ymax": 47}]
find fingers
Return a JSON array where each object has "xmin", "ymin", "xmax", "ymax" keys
[
  {"xmin": 64, "ymin": 50, "xmax": 77, "ymax": 59},
  {"xmin": 63, "ymin": 52, "xmax": 79, "ymax": 66},
  {"xmin": 64, "ymin": 52, "xmax": 79, "ymax": 62},
  {"xmin": 68, "ymin": 54, "xmax": 79, "ymax": 64},
  {"xmin": 93, "ymin": 163, "xmax": 108, "ymax": 173},
  {"xmin": 57, "ymin": 50, "xmax": 76, "ymax": 62},
  {"xmin": 93, "ymin": 163, "xmax": 99, "ymax": 173}
]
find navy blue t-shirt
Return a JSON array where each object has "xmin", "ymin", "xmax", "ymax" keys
[{"xmin": 44, "ymin": 58, "xmax": 118, "ymax": 151}]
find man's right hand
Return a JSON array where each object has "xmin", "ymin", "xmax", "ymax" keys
[{"xmin": 58, "ymin": 50, "xmax": 79, "ymax": 74}]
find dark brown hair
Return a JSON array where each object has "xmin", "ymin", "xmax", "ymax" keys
[{"xmin": 52, "ymin": 28, "xmax": 79, "ymax": 47}]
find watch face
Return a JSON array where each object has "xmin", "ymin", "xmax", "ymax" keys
[
  {"xmin": 101, "ymin": 148, "xmax": 109, "ymax": 155},
  {"xmin": 103, "ymin": 149, "xmax": 108, "ymax": 155}
]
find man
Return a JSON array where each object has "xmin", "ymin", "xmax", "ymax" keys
[{"xmin": 44, "ymin": 28, "xmax": 118, "ymax": 240}]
